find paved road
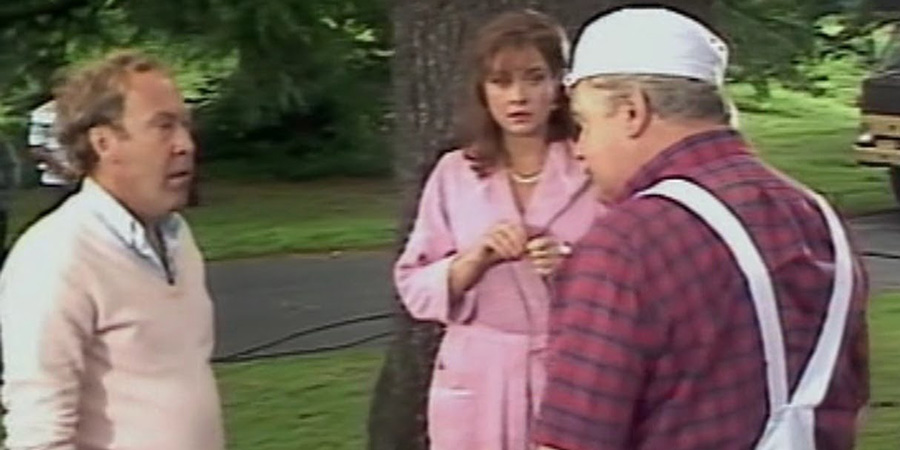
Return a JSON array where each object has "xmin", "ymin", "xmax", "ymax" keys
[
  {"xmin": 851, "ymin": 210, "xmax": 900, "ymax": 294},
  {"xmin": 210, "ymin": 212, "xmax": 900, "ymax": 359},
  {"xmin": 210, "ymin": 251, "xmax": 396, "ymax": 358}
]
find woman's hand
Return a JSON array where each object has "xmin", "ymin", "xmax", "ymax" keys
[
  {"xmin": 449, "ymin": 222, "xmax": 528, "ymax": 300},
  {"xmin": 525, "ymin": 236, "xmax": 572, "ymax": 277},
  {"xmin": 478, "ymin": 221, "xmax": 528, "ymax": 265}
]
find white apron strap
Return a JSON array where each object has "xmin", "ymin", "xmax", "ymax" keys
[
  {"xmin": 790, "ymin": 192, "xmax": 855, "ymax": 407},
  {"xmin": 637, "ymin": 179, "xmax": 789, "ymax": 411},
  {"xmin": 638, "ymin": 178, "xmax": 856, "ymax": 450}
]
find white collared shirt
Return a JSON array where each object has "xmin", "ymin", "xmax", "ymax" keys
[{"xmin": 80, "ymin": 178, "xmax": 183, "ymax": 283}]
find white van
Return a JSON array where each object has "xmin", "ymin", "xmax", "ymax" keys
[{"xmin": 27, "ymin": 100, "xmax": 76, "ymax": 187}]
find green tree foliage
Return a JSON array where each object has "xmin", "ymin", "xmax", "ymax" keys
[
  {"xmin": 122, "ymin": 0, "xmax": 391, "ymax": 178},
  {"xmin": 714, "ymin": 0, "xmax": 866, "ymax": 97},
  {"xmin": 0, "ymin": 0, "xmax": 890, "ymax": 179},
  {"xmin": 0, "ymin": 0, "xmax": 390, "ymax": 179}
]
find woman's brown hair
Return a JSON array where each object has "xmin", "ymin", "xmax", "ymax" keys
[{"xmin": 458, "ymin": 10, "xmax": 573, "ymax": 177}]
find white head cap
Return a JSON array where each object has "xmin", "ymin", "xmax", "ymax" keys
[{"xmin": 564, "ymin": 8, "xmax": 728, "ymax": 88}]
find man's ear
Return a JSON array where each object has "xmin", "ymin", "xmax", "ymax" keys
[
  {"xmin": 88, "ymin": 126, "xmax": 111, "ymax": 160},
  {"xmin": 622, "ymin": 87, "xmax": 652, "ymax": 139}
]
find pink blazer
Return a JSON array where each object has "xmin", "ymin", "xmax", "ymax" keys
[{"xmin": 395, "ymin": 142, "xmax": 600, "ymax": 333}]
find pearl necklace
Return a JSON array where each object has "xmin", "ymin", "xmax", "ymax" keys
[{"xmin": 509, "ymin": 170, "xmax": 541, "ymax": 184}]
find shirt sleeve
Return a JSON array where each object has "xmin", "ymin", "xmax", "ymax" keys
[
  {"xmin": 394, "ymin": 155, "xmax": 475, "ymax": 324},
  {"xmin": 850, "ymin": 254, "xmax": 870, "ymax": 411},
  {"xmin": 534, "ymin": 225, "xmax": 663, "ymax": 450},
  {"xmin": 0, "ymin": 240, "xmax": 94, "ymax": 450}
]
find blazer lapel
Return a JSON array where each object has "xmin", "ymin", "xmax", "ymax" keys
[{"xmin": 524, "ymin": 142, "xmax": 590, "ymax": 232}]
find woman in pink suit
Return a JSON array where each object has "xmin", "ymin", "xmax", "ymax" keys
[{"xmin": 395, "ymin": 10, "xmax": 601, "ymax": 450}]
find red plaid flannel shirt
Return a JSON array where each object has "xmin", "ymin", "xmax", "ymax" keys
[{"xmin": 534, "ymin": 129, "xmax": 869, "ymax": 450}]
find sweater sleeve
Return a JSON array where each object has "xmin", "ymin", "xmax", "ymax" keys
[{"xmin": 0, "ymin": 234, "xmax": 94, "ymax": 450}]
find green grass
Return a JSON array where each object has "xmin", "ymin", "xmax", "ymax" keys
[
  {"xmin": 7, "ymin": 178, "xmax": 400, "ymax": 261},
  {"xmin": 217, "ymin": 350, "xmax": 382, "ymax": 449},
  {"xmin": 859, "ymin": 292, "xmax": 900, "ymax": 449},
  {"xmin": 6, "ymin": 87, "xmax": 896, "ymax": 260},
  {"xmin": 180, "ymin": 179, "xmax": 398, "ymax": 260},
  {"xmin": 216, "ymin": 293, "xmax": 900, "ymax": 449},
  {"xmin": 733, "ymin": 84, "xmax": 895, "ymax": 214}
]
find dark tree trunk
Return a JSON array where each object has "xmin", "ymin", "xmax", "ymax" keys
[{"xmin": 368, "ymin": 2, "xmax": 714, "ymax": 449}]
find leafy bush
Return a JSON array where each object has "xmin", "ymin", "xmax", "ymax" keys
[{"xmin": 0, "ymin": 0, "xmax": 392, "ymax": 182}]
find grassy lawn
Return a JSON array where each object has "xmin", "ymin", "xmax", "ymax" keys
[
  {"xmin": 7, "ymin": 88, "xmax": 896, "ymax": 260},
  {"xmin": 7, "ymin": 178, "xmax": 401, "ymax": 261},
  {"xmin": 860, "ymin": 292, "xmax": 900, "ymax": 449},
  {"xmin": 217, "ymin": 350, "xmax": 381, "ymax": 449},
  {"xmin": 217, "ymin": 293, "xmax": 900, "ymax": 449},
  {"xmin": 734, "ymin": 85, "xmax": 895, "ymax": 214},
  {"xmin": 181, "ymin": 179, "xmax": 398, "ymax": 260}
]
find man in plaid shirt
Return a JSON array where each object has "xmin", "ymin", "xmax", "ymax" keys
[{"xmin": 534, "ymin": 8, "xmax": 869, "ymax": 450}]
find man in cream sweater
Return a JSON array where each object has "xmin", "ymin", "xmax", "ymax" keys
[{"xmin": 0, "ymin": 50, "xmax": 224, "ymax": 450}]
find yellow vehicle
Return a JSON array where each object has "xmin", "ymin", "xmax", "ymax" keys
[{"xmin": 854, "ymin": 10, "xmax": 900, "ymax": 205}]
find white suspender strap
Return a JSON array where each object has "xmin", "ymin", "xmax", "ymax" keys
[
  {"xmin": 637, "ymin": 179, "xmax": 789, "ymax": 411},
  {"xmin": 638, "ymin": 179, "xmax": 856, "ymax": 412},
  {"xmin": 638, "ymin": 178, "xmax": 856, "ymax": 450},
  {"xmin": 790, "ymin": 192, "xmax": 855, "ymax": 407}
]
